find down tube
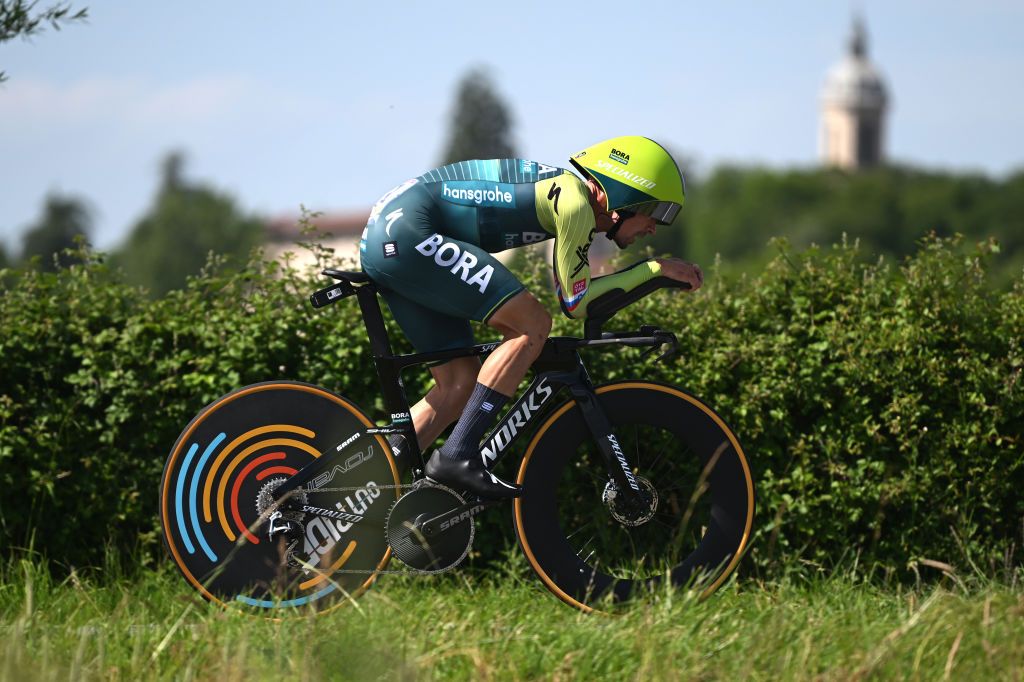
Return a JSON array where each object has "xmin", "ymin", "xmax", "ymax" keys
[{"xmin": 477, "ymin": 373, "xmax": 567, "ymax": 471}]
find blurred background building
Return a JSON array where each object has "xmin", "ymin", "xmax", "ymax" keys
[{"xmin": 820, "ymin": 17, "xmax": 890, "ymax": 170}]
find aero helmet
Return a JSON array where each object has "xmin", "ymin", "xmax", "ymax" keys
[{"xmin": 569, "ymin": 136, "xmax": 685, "ymax": 225}]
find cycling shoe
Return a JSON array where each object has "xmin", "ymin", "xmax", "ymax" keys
[{"xmin": 424, "ymin": 451, "xmax": 522, "ymax": 500}]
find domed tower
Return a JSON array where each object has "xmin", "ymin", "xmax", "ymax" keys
[{"xmin": 820, "ymin": 17, "xmax": 890, "ymax": 169}]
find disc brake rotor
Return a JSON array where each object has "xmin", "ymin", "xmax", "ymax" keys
[
  {"xmin": 602, "ymin": 476, "xmax": 659, "ymax": 527},
  {"xmin": 385, "ymin": 482, "xmax": 473, "ymax": 573}
]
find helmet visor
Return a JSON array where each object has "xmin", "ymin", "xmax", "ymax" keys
[{"xmin": 629, "ymin": 201, "xmax": 681, "ymax": 225}]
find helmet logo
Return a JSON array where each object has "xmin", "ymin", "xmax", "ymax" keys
[
  {"xmin": 609, "ymin": 148, "xmax": 630, "ymax": 165},
  {"xmin": 594, "ymin": 159, "xmax": 657, "ymax": 190}
]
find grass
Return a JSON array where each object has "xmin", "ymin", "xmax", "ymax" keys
[{"xmin": 1, "ymin": 555, "xmax": 1022, "ymax": 681}]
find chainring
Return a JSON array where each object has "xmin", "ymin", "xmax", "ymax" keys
[{"xmin": 385, "ymin": 482, "xmax": 473, "ymax": 573}]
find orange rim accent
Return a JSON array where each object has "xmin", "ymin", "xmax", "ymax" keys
[
  {"xmin": 160, "ymin": 382, "xmax": 402, "ymax": 615},
  {"xmin": 513, "ymin": 381, "xmax": 754, "ymax": 612}
]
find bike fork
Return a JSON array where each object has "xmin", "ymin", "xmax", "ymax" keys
[{"xmin": 567, "ymin": 383, "xmax": 645, "ymax": 502}]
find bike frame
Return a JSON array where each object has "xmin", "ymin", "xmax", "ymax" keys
[{"xmin": 279, "ymin": 273, "xmax": 679, "ymax": 504}]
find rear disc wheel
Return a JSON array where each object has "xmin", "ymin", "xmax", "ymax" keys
[{"xmin": 159, "ymin": 381, "xmax": 402, "ymax": 615}]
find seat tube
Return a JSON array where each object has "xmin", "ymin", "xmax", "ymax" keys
[
  {"xmin": 356, "ymin": 286, "xmax": 394, "ymax": 357},
  {"xmin": 354, "ymin": 285, "xmax": 414, "ymax": 413}
]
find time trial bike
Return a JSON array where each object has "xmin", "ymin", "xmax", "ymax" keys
[{"xmin": 159, "ymin": 267, "xmax": 755, "ymax": 614}]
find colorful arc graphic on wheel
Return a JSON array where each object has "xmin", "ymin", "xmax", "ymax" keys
[
  {"xmin": 171, "ymin": 424, "xmax": 316, "ymax": 562},
  {"xmin": 167, "ymin": 421, "xmax": 352, "ymax": 608},
  {"xmin": 161, "ymin": 381, "xmax": 403, "ymax": 614}
]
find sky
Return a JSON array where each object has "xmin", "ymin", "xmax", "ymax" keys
[{"xmin": 2, "ymin": 1, "xmax": 1022, "ymax": 252}]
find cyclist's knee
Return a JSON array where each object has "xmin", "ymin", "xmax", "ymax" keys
[
  {"xmin": 519, "ymin": 299, "xmax": 551, "ymax": 350},
  {"xmin": 490, "ymin": 291, "xmax": 551, "ymax": 343},
  {"xmin": 534, "ymin": 309, "xmax": 553, "ymax": 341}
]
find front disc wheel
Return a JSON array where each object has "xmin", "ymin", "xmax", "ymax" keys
[{"xmin": 514, "ymin": 381, "xmax": 755, "ymax": 612}]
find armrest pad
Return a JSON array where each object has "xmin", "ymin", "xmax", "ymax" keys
[{"xmin": 583, "ymin": 277, "xmax": 689, "ymax": 339}]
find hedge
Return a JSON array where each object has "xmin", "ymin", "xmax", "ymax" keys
[{"xmin": 1, "ymin": 235, "xmax": 1021, "ymax": 580}]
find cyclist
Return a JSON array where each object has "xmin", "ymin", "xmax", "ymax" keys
[{"xmin": 359, "ymin": 136, "xmax": 703, "ymax": 499}]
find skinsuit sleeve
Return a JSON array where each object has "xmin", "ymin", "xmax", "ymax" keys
[{"xmin": 535, "ymin": 172, "xmax": 662, "ymax": 319}]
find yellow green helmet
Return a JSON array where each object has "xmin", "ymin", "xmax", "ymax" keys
[{"xmin": 569, "ymin": 136, "xmax": 685, "ymax": 225}]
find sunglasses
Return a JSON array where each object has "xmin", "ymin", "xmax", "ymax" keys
[{"xmin": 614, "ymin": 202, "xmax": 681, "ymax": 226}]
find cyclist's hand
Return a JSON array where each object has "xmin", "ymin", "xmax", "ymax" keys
[{"xmin": 655, "ymin": 258, "xmax": 703, "ymax": 291}]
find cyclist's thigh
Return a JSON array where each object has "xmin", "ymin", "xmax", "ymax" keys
[{"xmin": 378, "ymin": 290, "xmax": 474, "ymax": 353}]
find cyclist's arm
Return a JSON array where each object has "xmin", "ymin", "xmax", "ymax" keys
[{"xmin": 536, "ymin": 173, "xmax": 662, "ymax": 319}]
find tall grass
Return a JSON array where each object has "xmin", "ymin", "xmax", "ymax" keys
[{"xmin": 1, "ymin": 554, "xmax": 1021, "ymax": 681}]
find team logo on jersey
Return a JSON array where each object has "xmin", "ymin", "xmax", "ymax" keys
[
  {"xmin": 383, "ymin": 241, "xmax": 398, "ymax": 258},
  {"xmin": 368, "ymin": 178, "xmax": 418, "ymax": 223},
  {"xmin": 557, "ymin": 277, "xmax": 589, "ymax": 314},
  {"xmin": 519, "ymin": 159, "xmax": 535, "ymax": 174},
  {"xmin": 441, "ymin": 182, "xmax": 516, "ymax": 207},
  {"xmin": 571, "ymin": 228, "xmax": 596, "ymax": 278},
  {"xmin": 503, "ymin": 232, "xmax": 549, "ymax": 249},
  {"xmin": 547, "ymin": 183, "xmax": 561, "ymax": 215},
  {"xmin": 610, "ymin": 148, "xmax": 630, "ymax": 165},
  {"xmin": 415, "ymin": 234, "xmax": 494, "ymax": 293}
]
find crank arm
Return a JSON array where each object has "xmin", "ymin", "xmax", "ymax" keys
[{"xmin": 417, "ymin": 499, "xmax": 502, "ymax": 537}]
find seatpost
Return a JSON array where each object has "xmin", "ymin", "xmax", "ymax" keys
[{"xmin": 355, "ymin": 285, "xmax": 395, "ymax": 358}]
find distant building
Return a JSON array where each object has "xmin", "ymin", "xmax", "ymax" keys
[
  {"xmin": 820, "ymin": 17, "xmax": 890, "ymax": 170},
  {"xmin": 264, "ymin": 211, "xmax": 367, "ymax": 271}
]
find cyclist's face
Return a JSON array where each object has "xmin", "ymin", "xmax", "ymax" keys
[
  {"xmin": 585, "ymin": 178, "xmax": 657, "ymax": 244},
  {"xmin": 611, "ymin": 212, "xmax": 657, "ymax": 247}
]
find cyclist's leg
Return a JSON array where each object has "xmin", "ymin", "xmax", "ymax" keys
[
  {"xmin": 361, "ymin": 194, "xmax": 521, "ymax": 454},
  {"xmin": 478, "ymin": 290, "xmax": 552, "ymax": 396},
  {"xmin": 426, "ymin": 289, "xmax": 550, "ymax": 498},
  {"xmin": 413, "ymin": 357, "xmax": 481, "ymax": 450},
  {"xmin": 372, "ymin": 290, "xmax": 481, "ymax": 448},
  {"xmin": 361, "ymin": 195, "xmax": 538, "ymax": 495}
]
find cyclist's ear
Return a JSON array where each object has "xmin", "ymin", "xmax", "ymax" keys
[{"xmin": 579, "ymin": 172, "xmax": 609, "ymax": 214}]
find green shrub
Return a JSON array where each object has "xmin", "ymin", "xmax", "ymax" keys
[
  {"xmin": 1, "ymin": 235, "xmax": 1021, "ymax": 580},
  {"xmin": 604, "ymin": 234, "xmax": 1023, "ymax": 578}
]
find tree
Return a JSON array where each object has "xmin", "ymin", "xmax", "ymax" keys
[
  {"xmin": 19, "ymin": 192, "xmax": 91, "ymax": 270},
  {"xmin": 0, "ymin": 241, "xmax": 9, "ymax": 269},
  {"xmin": 650, "ymin": 164, "xmax": 1024, "ymax": 287},
  {"xmin": 0, "ymin": 1, "xmax": 88, "ymax": 82},
  {"xmin": 112, "ymin": 151, "xmax": 265, "ymax": 297},
  {"xmin": 438, "ymin": 67, "xmax": 518, "ymax": 164}
]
